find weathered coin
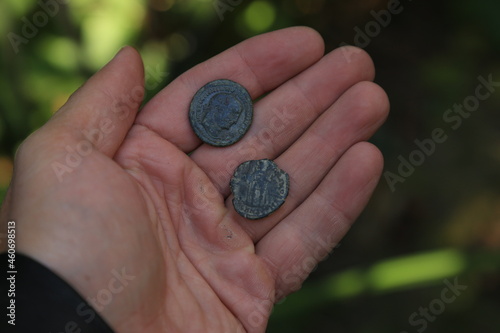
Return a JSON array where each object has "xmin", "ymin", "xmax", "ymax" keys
[
  {"xmin": 230, "ymin": 159, "xmax": 289, "ymax": 220},
  {"xmin": 189, "ymin": 79, "xmax": 253, "ymax": 147}
]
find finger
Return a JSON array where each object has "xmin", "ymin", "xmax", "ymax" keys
[
  {"xmin": 255, "ymin": 142, "xmax": 384, "ymax": 298},
  {"xmin": 228, "ymin": 81, "xmax": 389, "ymax": 242},
  {"xmin": 190, "ymin": 46, "xmax": 376, "ymax": 197},
  {"xmin": 42, "ymin": 46, "xmax": 145, "ymax": 157},
  {"xmin": 135, "ymin": 26, "xmax": 325, "ymax": 152}
]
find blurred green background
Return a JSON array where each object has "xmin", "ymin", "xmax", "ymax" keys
[{"xmin": 1, "ymin": 0, "xmax": 499, "ymax": 332}]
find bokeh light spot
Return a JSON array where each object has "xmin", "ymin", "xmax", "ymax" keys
[
  {"xmin": 79, "ymin": 0, "xmax": 146, "ymax": 70},
  {"xmin": 0, "ymin": 157, "xmax": 13, "ymax": 188},
  {"xmin": 38, "ymin": 36, "xmax": 79, "ymax": 72},
  {"xmin": 368, "ymin": 249, "xmax": 466, "ymax": 292},
  {"xmin": 325, "ymin": 269, "xmax": 366, "ymax": 299},
  {"xmin": 243, "ymin": 1, "xmax": 276, "ymax": 34}
]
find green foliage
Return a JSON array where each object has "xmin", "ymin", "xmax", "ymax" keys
[{"xmin": 1, "ymin": 1, "xmax": 499, "ymax": 332}]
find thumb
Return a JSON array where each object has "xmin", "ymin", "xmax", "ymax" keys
[{"xmin": 45, "ymin": 46, "xmax": 145, "ymax": 157}]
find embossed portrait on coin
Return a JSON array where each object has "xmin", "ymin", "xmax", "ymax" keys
[
  {"xmin": 202, "ymin": 93, "xmax": 242, "ymax": 134},
  {"xmin": 189, "ymin": 79, "xmax": 253, "ymax": 146}
]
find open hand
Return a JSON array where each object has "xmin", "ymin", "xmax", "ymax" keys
[{"xmin": 1, "ymin": 27, "xmax": 389, "ymax": 332}]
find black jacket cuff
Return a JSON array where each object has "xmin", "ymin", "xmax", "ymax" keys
[{"xmin": 1, "ymin": 252, "xmax": 114, "ymax": 333}]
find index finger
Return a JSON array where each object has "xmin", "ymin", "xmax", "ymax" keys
[{"xmin": 135, "ymin": 27, "xmax": 325, "ymax": 152}]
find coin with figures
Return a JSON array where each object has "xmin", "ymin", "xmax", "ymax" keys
[
  {"xmin": 230, "ymin": 159, "xmax": 289, "ymax": 220},
  {"xmin": 189, "ymin": 79, "xmax": 253, "ymax": 147}
]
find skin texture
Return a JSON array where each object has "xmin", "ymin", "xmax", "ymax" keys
[{"xmin": 0, "ymin": 27, "xmax": 389, "ymax": 332}]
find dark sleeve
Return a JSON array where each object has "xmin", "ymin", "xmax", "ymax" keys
[{"xmin": 1, "ymin": 252, "xmax": 114, "ymax": 333}]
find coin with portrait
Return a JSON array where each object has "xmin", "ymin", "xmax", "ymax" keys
[{"xmin": 189, "ymin": 79, "xmax": 253, "ymax": 147}]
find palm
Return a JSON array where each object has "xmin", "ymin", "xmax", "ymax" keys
[
  {"xmin": 6, "ymin": 27, "xmax": 388, "ymax": 333},
  {"xmin": 111, "ymin": 124, "xmax": 270, "ymax": 332}
]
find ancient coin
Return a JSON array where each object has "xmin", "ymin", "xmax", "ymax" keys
[
  {"xmin": 189, "ymin": 79, "xmax": 253, "ymax": 147},
  {"xmin": 230, "ymin": 159, "xmax": 289, "ymax": 220}
]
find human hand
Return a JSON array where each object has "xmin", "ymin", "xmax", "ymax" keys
[{"xmin": 0, "ymin": 27, "xmax": 388, "ymax": 332}]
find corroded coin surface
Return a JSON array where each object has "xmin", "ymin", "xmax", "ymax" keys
[
  {"xmin": 189, "ymin": 79, "xmax": 253, "ymax": 147},
  {"xmin": 230, "ymin": 159, "xmax": 289, "ymax": 220}
]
